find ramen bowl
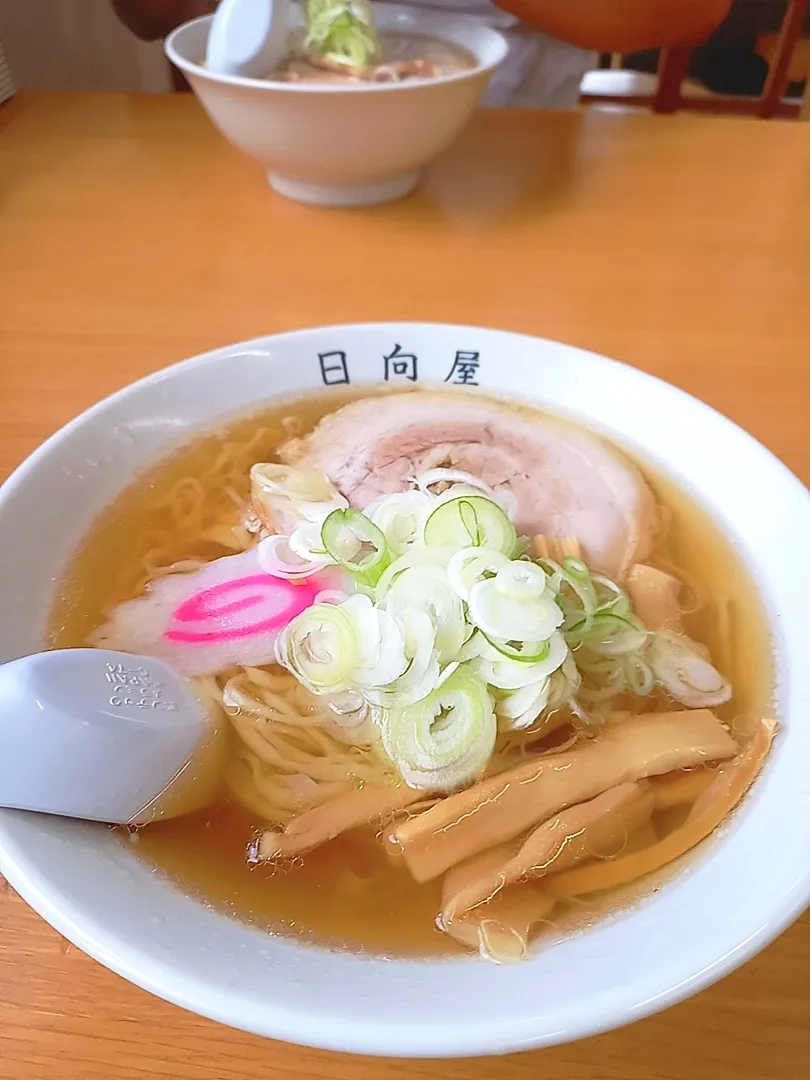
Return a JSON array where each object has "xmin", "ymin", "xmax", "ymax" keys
[
  {"xmin": 165, "ymin": 7, "xmax": 507, "ymax": 207},
  {"xmin": 0, "ymin": 324, "xmax": 809, "ymax": 1058}
]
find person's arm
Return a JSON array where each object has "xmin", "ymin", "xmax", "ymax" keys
[
  {"xmin": 493, "ymin": 0, "xmax": 733, "ymax": 53},
  {"xmin": 110, "ymin": 0, "xmax": 216, "ymax": 41}
]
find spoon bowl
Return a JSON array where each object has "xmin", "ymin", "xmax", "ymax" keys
[
  {"xmin": 0, "ymin": 649, "xmax": 226, "ymax": 825},
  {"xmin": 206, "ymin": 0, "xmax": 292, "ymax": 79}
]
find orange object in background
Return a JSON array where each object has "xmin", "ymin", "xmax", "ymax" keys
[{"xmin": 498, "ymin": 0, "xmax": 732, "ymax": 52}]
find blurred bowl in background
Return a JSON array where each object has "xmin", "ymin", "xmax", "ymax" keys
[{"xmin": 165, "ymin": 5, "xmax": 507, "ymax": 208}]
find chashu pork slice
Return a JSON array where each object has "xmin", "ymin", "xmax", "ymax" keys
[{"xmin": 281, "ymin": 392, "xmax": 657, "ymax": 580}]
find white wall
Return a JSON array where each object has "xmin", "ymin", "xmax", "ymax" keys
[{"xmin": 0, "ymin": 0, "xmax": 172, "ymax": 92}]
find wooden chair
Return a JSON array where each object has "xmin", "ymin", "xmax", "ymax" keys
[{"xmin": 581, "ymin": 0, "xmax": 809, "ymax": 118}]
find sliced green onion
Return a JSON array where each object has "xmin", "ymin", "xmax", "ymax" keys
[
  {"xmin": 377, "ymin": 664, "xmax": 496, "ymax": 792},
  {"xmin": 560, "ymin": 558, "xmax": 598, "ymax": 621},
  {"xmin": 577, "ymin": 659, "xmax": 627, "ymax": 703},
  {"xmin": 576, "ymin": 654, "xmax": 622, "ymax": 679},
  {"xmin": 384, "ymin": 565, "xmax": 467, "ymax": 661},
  {"xmin": 366, "ymin": 491, "xmax": 433, "ymax": 557},
  {"xmin": 314, "ymin": 588, "xmax": 350, "ymax": 605},
  {"xmin": 250, "ymin": 463, "xmax": 341, "ymax": 505},
  {"xmin": 414, "ymin": 468, "xmax": 494, "ymax": 496},
  {"xmin": 258, "ymin": 462, "xmax": 735, "ymax": 793},
  {"xmin": 495, "ymin": 677, "xmax": 551, "ymax": 730},
  {"xmin": 424, "ymin": 495, "xmax": 516, "ymax": 555},
  {"xmin": 257, "ymin": 535, "xmax": 329, "ymax": 579},
  {"xmin": 537, "ymin": 555, "xmax": 599, "ymax": 634},
  {"xmin": 457, "ymin": 629, "xmax": 486, "ymax": 663},
  {"xmin": 480, "ymin": 634, "xmax": 553, "ymax": 664},
  {"xmin": 467, "ymin": 578, "xmax": 564, "ymax": 642},
  {"xmin": 364, "ymin": 608, "xmax": 440, "ymax": 708},
  {"xmin": 288, "ymin": 521, "xmax": 331, "ymax": 561},
  {"xmin": 624, "ymin": 654, "xmax": 655, "ymax": 696},
  {"xmin": 494, "ymin": 561, "xmax": 547, "ymax": 599},
  {"xmin": 305, "ymin": 0, "xmax": 383, "ymax": 68},
  {"xmin": 562, "ymin": 557, "xmax": 589, "ymax": 577},
  {"xmin": 511, "ymin": 536, "xmax": 532, "ymax": 558},
  {"xmin": 295, "ymin": 497, "xmax": 352, "ymax": 524},
  {"xmin": 342, "ymin": 594, "xmax": 408, "ymax": 689},
  {"xmin": 321, "ymin": 508, "xmax": 389, "ymax": 586},
  {"xmin": 250, "ymin": 463, "xmax": 348, "ymax": 525},
  {"xmin": 645, "ymin": 631, "xmax": 732, "ymax": 707},
  {"xmin": 446, "ymin": 547, "xmax": 512, "ymax": 600},
  {"xmin": 546, "ymin": 653, "xmax": 581, "ymax": 712},
  {"xmin": 566, "ymin": 612, "xmax": 648, "ymax": 656},
  {"xmin": 473, "ymin": 656, "xmax": 545, "ymax": 691},
  {"xmin": 327, "ymin": 689, "xmax": 366, "ymax": 718},
  {"xmin": 536, "ymin": 557, "xmax": 563, "ymax": 593},
  {"xmin": 472, "ymin": 631, "xmax": 568, "ymax": 689},
  {"xmin": 375, "ymin": 546, "xmax": 456, "ymax": 599},
  {"xmin": 277, "ymin": 603, "xmax": 359, "ymax": 693},
  {"xmin": 592, "ymin": 573, "xmax": 631, "ymax": 616}
]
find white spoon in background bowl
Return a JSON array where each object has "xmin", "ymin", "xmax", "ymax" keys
[
  {"xmin": 0, "ymin": 649, "xmax": 226, "ymax": 826},
  {"xmin": 205, "ymin": 0, "xmax": 292, "ymax": 78}
]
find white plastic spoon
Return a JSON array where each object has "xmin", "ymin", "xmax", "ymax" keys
[
  {"xmin": 0, "ymin": 649, "xmax": 227, "ymax": 825},
  {"xmin": 205, "ymin": 0, "xmax": 292, "ymax": 79}
]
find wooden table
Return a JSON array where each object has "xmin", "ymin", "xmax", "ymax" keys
[{"xmin": 1, "ymin": 91, "xmax": 809, "ymax": 1080}]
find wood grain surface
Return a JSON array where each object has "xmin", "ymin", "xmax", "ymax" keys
[{"xmin": 0, "ymin": 92, "xmax": 808, "ymax": 1080}]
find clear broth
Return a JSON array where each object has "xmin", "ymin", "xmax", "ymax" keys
[
  {"xmin": 270, "ymin": 31, "xmax": 476, "ymax": 84},
  {"xmin": 49, "ymin": 388, "xmax": 774, "ymax": 957}
]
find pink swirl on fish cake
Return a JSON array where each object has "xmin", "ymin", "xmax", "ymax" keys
[{"xmin": 165, "ymin": 574, "xmax": 320, "ymax": 644}]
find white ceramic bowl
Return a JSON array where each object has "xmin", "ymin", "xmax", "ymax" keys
[
  {"xmin": 1, "ymin": 325, "xmax": 809, "ymax": 1058},
  {"xmin": 165, "ymin": 8, "xmax": 507, "ymax": 207}
]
